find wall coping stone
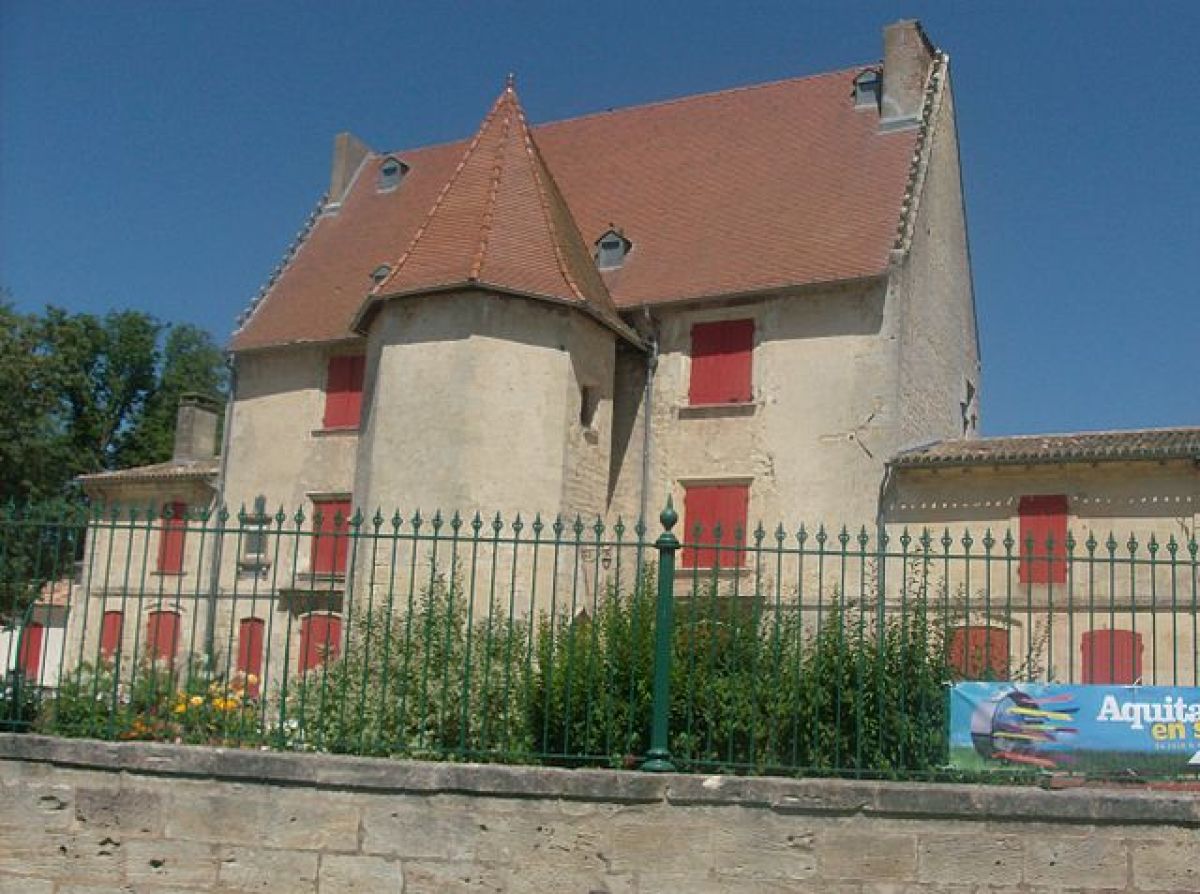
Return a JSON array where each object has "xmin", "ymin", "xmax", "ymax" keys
[{"xmin": 2, "ymin": 733, "xmax": 1196, "ymax": 827}]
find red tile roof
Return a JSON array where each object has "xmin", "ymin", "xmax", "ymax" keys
[
  {"xmin": 892, "ymin": 428, "xmax": 1200, "ymax": 468},
  {"xmin": 77, "ymin": 458, "xmax": 219, "ymax": 485},
  {"xmin": 232, "ymin": 67, "xmax": 921, "ymax": 351},
  {"xmin": 353, "ymin": 83, "xmax": 633, "ymax": 341}
]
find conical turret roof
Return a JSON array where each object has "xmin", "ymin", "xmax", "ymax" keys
[{"xmin": 354, "ymin": 80, "xmax": 635, "ymax": 341}]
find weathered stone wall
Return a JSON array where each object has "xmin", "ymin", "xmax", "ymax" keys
[
  {"xmin": 638, "ymin": 279, "xmax": 900, "ymax": 533},
  {"xmin": 892, "ymin": 67, "xmax": 981, "ymax": 452},
  {"xmin": 225, "ymin": 342, "xmax": 362, "ymax": 517},
  {"xmin": 1, "ymin": 735, "xmax": 1197, "ymax": 894}
]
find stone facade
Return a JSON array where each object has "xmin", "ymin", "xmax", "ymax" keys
[
  {"xmin": 2, "ymin": 735, "xmax": 1198, "ymax": 893},
  {"xmin": 882, "ymin": 457, "xmax": 1200, "ymax": 686},
  {"xmin": 211, "ymin": 20, "xmax": 975, "ymax": 535}
]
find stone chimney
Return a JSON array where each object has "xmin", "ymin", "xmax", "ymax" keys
[
  {"xmin": 881, "ymin": 20, "xmax": 935, "ymax": 129},
  {"xmin": 173, "ymin": 394, "xmax": 221, "ymax": 462},
  {"xmin": 328, "ymin": 132, "xmax": 371, "ymax": 208}
]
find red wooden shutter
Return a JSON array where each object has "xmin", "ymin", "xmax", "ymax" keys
[
  {"xmin": 157, "ymin": 502, "xmax": 187, "ymax": 573},
  {"xmin": 1082, "ymin": 629, "xmax": 1143, "ymax": 684},
  {"xmin": 689, "ymin": 320, "xmax": 754, "ymax": 405},
  {"xmin": 299, "ymin": 614, "xmax": 342, "ymax": 672},
  {"xmin": 237, "ymin": 618, "xmax": 265, "ymax": 697},
  {"xmin": 100, "ymin": 611, "xmax": 124, "ymax": 660},
  {"xmin": 682, "ymin": 484, "xmax": 750, "ymax": 568},
  {"xmin": 311, "ymin": 499, "xmax": 352, "ymax": 575},
  {"xmin": 322, "ymin": 355, "xmax": 366, "ymax": 429},
  {"xmin": 18, "ymin": 621, "xmax": 44, "ymax": 679},
  {"xmin": 1018, "ymin": 495, "xmax": 1068, "ymax": 584},
  {"xmin": 948, "ymin": 626, "xmax": 1009, "ymax": 680},
  {"xmin": 146, "ymin": 610, "xmax": 180, "ymax": 662}
]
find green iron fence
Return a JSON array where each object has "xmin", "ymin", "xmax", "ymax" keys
[{"xmin": 1, "ymin": 500, "xmax": 1198, "ymax": 779}]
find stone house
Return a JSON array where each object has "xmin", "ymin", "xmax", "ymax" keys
[
  {"xmin": 71, "ymin": 20, "xmax": 981, "ymax": 682},
  {"xmin": 56, "ymin": 19, "xmax": 1200, "ymax": 696},
  {"xmin": 224, "ymin": 18, "xmax": 976, "ymax": 545}
]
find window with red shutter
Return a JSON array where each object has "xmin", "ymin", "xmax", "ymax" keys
[
  {"xmin": 311, "ymin": 498, "xmax": 352, "ymax": 575},
  {"xmin": 100, "ymin": 611, "xmax": 124, "ymax": 660},
  {"xmin": 1018, "ymin": 495, "xmax": 1068, "ymax": 584},
  {"xmin": 299, "ymin": 614, "xmax": 342, "ymax": 672},
  {"xmin": 237, "ymin": 617, "xmax": 265, "ymax": 697},
  {"xmin": 948, "ymin": 626, "xmax": 1010, "ymax": 680},
  {"xmin": 157, "ymin": 502, "xmax": 188, "ymax": 573},
  {"xmin": 18, "ymin": 621, "xmax": 44, "ymax": 679},
  {"xmin": 1082, "ymin": 629, "xmax": 1143, "ymax": 684},
  {"xmin": 681, "ymin": 483, "xmax": 750, "ymax": 568},
  {"xmin": 322, "ymin": 355, "xmax": 366, "ymax": 429},
  {"xmin": 689, "ymin": 320, "xmax": 754, "ymax": 405},
  {"xmin": 146, "ymin": 610, "xmax": 180, "ymax": 662}
]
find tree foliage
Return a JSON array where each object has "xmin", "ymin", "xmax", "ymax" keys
[
  {"xmin": 0, "ymin": 299, "xmax": 228, "ymax": 506},
  {"xmin": 0, "ymin": 299, "xmax": 227, "ymax": 617}
]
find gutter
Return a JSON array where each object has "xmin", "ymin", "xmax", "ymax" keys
[
  {"xmin": 638, "ymin": 310, "xmax": 660, "ymax": 530},
  {"xmin": 204, "ymin": 356, "xmax": 237, "ymax": 663}
]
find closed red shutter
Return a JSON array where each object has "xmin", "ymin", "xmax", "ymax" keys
[
  {"xmin": 682, "ymin": 483, "xmax": 750, "ymax": 568},
  {"xmin": 157, "ymin": 502, "xmax": 188, "ymax": 573},
  {"xmin": 689, "ymin": 320, "xmax": 753, "ymax": 405},
  {"xmin": 948, "ymin": 626, "xmax": 1009, "ymax": 680},
  {"xmin": 311, "ymin": 499, "xmax": 352, "ymax": 575},
  {"xmin": 1018, "ymin": 495, "xmax": 1068, "ymax": 584},
  {"xmin": 18, "ymin": 621, "xmax": 44, "ymax": 679},
  {"xmin": 237, "ymin": 617, "xmax": 265, "ymax": 697},
  {"xmin": 146, "ymin": 610, "xmax": 180, "ymax": 662},
  {"xmin": 100, "ymin": 611, "xmax": 124, "ymax": 659},
  {"xmin": 322, "ymin": 355, "xmax": 366, "ymax": 429},
  {"xmin": 1082, "ymin": 629, "xmax": 1143, "ymax": 684},
  {"xmin": 299, "ymin": 614, "xmax": 342, "ymax": 672}
]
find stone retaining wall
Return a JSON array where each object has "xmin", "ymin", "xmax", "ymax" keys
[{"xmin": 0, "ymin": 734, "xmax": 1197, "ymax": 893}]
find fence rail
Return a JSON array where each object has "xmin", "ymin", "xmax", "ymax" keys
[{"xmin": 1, "ymin": 501, "xmax": 1198, "ymax": 780}]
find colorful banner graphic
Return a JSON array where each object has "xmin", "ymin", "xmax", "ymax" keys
[{"xmin": 950, "ymin": 682, "xmax": 1200, "ymax": 775}]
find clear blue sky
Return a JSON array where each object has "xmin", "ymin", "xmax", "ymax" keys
[{"xmin": 2, "ymin": 1, "xmax": 1196, "ymax": 436}]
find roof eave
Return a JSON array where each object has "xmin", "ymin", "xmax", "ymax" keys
[
  {"xmin": 892, "ymin": 451, "xmax": 1200, "ymax": 471},
  {"xmin": 621, "ymin": 272, "xmax": 891, "ymax": 313},
  {"xmin": 353, "ymin": 281, "xmax": 646, "ymax": 348}
]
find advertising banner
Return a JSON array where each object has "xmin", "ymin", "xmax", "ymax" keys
[{"xmin": 950, "ymin": 682, "xmax": 1200, "ymax": 775}]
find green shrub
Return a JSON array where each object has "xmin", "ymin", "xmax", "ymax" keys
[
  {"xmin": 534, "ymin": 569, "xmax": 951, "ymax": 774},
  {"xmin": 34, "ymin": 564, "xmax": 952, "ymax": 777},
  {"xmin": 283, "ymin": 573, "xmax": 532, "ymax": 759},
  {"xmin": 39, "ymin": 657, "xmax": 263, "ymax": 745}
]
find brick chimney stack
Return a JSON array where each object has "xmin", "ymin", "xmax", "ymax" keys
[
  {"xmin": 881, "ymin": 20, "xmax": 935, "ymax": 129},
  {"xmin": 172, "ymin": 394, "xmax": 221, "ymax": 462}
]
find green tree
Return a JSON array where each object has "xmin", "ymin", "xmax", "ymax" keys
[
  {"xmin": 0, "ymin": 302, "xmax": 59, "ymax": 505},
  {"xmin": 0, "ymin": 301, "xmax": 228, "ymax": 504},
  {"xmin": 37, "ymin": 306, "xmax": 162, "ymax": 479},
  {"xmin": 118, "ymin": 324, "xmax": 228, "ymax": 468},
  {"xmin": 0, "ymin": 299, "xmax": 227, "ymax": 616}
]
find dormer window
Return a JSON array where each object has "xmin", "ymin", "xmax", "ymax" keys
[
  {"xmin": 594, "ymin": 228, "xmax": 631, "ymax": 270},
  {"xmin": 377, "ymin": 157, "xmax": 408, "ymax": 192},
  {"xmin": 370, "ymin": 264, "xmax": 391, "ymax": 284},
  {"xmin": 853, "ymin": 68, "xmax": 881, "ymax": 110}
]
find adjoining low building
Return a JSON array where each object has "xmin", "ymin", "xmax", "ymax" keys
[{"xmin": 883, "ymin": 428, "xmax": 1200, "ymax": 687}]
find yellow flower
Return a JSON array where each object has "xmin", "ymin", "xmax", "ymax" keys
[
  {"xmin": 173, "ymin": 704, "xmax": 186, "ymax": 714},
  {"xmin": 189, "ymin": 695, "xmax": 204, "ymax": 707}
]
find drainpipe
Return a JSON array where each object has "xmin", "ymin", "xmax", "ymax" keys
[
  {"xmin": 638, "ymin": 311, "xmax": 660, "ymax": 529},
  {"xmin": 876, "ymin": 459, "xmax": 897, "ymax": 610},
  {"xmin": 204, "ymin": 356, "xmax": 237, "ymax": 664}
]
